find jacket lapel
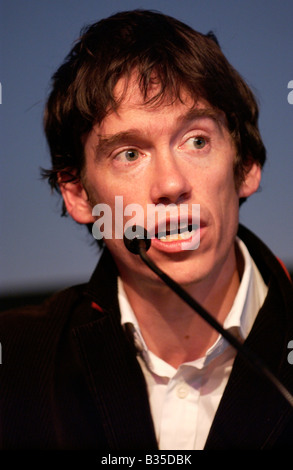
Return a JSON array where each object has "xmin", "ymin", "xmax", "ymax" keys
[
  {"xmin": 72, "ymin": 249, "xmax": 158, "ymax": 450},
  {"xmin": 205, "ymin": 226, "xmax": 293, "ymax": 448}
]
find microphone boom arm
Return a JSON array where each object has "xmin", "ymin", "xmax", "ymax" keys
[{"xmin": 137, "ymin": 241, "xmax": 293, "ymax": 408}]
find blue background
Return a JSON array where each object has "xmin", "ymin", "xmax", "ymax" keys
[{"xmin": 1, "ymin": 0, "xmax": 293, "ymax": 296}]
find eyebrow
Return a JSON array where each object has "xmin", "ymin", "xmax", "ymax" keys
[
  {"xmin": 177, "ymin": 107, "xmax": 224, "ymax": 128},
  {"xmin": 94, "ymin": 107, "xmax": 223, "ymax": 158},
  {"xmin": 94, "ymin": 130, "xmax": 146, "ymax": 159}
]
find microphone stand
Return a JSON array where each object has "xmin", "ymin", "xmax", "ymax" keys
[{"xmin": 134, "ymin": 239, "xmax": 293, "ymax": 408}]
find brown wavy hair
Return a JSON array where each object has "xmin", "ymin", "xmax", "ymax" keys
[{"xmin": 42, "ymin": 9, "xmax": 266, "ymax": 214}]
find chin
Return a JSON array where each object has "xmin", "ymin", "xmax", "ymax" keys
[{"xmin": 152, "ymin": 253, "xmax": 208, "ymax": 286}]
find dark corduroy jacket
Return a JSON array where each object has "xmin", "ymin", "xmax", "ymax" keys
[{"xmin": 1, "ymin": 225, "xmax": 293, "ymax": 449}]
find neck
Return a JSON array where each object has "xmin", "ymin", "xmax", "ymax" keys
[{"xmin": 121, "ymin": 245, "xmax": 242, "ymax": 368}]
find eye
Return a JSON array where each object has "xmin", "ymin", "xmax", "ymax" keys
[
  {"xmin": 191, "ymin": 136, "xmax": 207, "ymax": 149},
  {"xmin": 115, "ymin": 149, "xmax": 140, "ymax": 162},
  {"xmin": 180, "ymin": 135, "xmax": 208, "ymax": 153}
]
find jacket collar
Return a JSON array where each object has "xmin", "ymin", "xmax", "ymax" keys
[
  {"xmin": 205, "ymin": 225, "xmax": 293, "ymax": 448},
  {"xmin": 73, "ymin": 248, "xmax": 158, "ymax": 450},
  {"xmin": 84, "ymin": 247, "xmax": 120, "ymax": 315}
]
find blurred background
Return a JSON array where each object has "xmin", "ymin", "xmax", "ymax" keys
[{"xmin": 1, "ymin": 0, "xmax": 293, "ymax": 310}]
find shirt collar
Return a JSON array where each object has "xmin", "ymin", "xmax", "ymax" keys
[{"xmin": 118, "ymin": 238, "xmax": 268, "ymax": 373}]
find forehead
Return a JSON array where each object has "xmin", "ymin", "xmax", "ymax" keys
[
  {"xmin": 102, "ymin": 72, "xmax": 227, "ymax": 131},
  {"xmin": 112, "ymin": 72, "xmax": 194, "ymax": 110}
]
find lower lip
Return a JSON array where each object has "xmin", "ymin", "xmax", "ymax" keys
[{"xmin": 151, "ymin": 227, "xmax": 203, "ymax": 253}]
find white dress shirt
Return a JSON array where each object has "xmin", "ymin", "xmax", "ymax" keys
[{"xmin": 118, "ymin": 238, "xmax": 268, "ymax": 450}]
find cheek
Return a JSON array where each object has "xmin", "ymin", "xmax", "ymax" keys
[
  {"xmin": 86, "ymin": 168, "xmax": 140, "ymax": 206},
  {"xmin": 198, "ymin": 165, "xmax": 239, "ymax": 229},
  {"xmin": 198, "ymin": 164, "xmax": 237, "ymax": 200},
  {"xmin": 88, "ymin": 181, "xmax": 147, "ymax": 242}
]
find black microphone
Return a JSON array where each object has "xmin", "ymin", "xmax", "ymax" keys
[
  {"xmin": 124, "ymin": 225, "xmax": 151, "ymax": 254},
  {"xmin": 123, "ymin": 225, "xmax": 293, "ymax": 408}
]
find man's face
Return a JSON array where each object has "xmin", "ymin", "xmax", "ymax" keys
[{"xmin": 80, "ymin": 77, "xmax": 258, "ymax": 288}]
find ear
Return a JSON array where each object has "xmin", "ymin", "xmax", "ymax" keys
[
  {"xmin": 59, "ymin": 174, "xmax": 94, "ymax": 224},
  {"xmin": 238, "ymin": 162, "xmax": 262, "ymax": 199}
]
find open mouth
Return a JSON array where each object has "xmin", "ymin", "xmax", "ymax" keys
[{"xmin": 155, "ymin": 223, "xmax": 199, "ymax": 242}]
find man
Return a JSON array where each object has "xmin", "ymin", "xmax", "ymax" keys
[{"xmin": 1, "ymin": 9, "xmax": 293, "ymax": 450}]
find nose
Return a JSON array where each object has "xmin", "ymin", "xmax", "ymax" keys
[{"xmin": 149, "ymin": 150, "xmax": 192, "ymax": 205}]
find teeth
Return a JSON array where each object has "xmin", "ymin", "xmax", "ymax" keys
[
  {"xmin": 179, "ymin": 222, "xmax": 189, "ymax": 231},
  {"xmin": 158, "ymin": 227, "xmax": 198, "ymax": 242},
  {"xmin": 179, "ymin": 229, "xmax": 194, "ymax": 240}
]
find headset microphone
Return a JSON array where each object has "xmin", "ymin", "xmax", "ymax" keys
[{"xmin": 123, "ymin": 224, "xmax": 293, "ymax": 408}]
